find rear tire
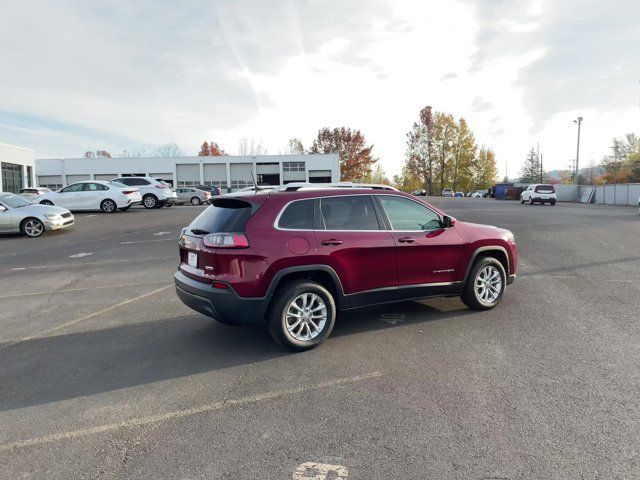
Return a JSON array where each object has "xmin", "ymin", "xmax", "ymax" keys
[
  {"xmin": 100, "ymin": 199, "xmax": 117, "ymax": 213},
  {"xmin": 267, "ymin": 281, "xmax": 336, "ymax": 351},
  {"xmin": 551, "ymin": 201, "xmax": 556, "ymax": 206},
  {"xmin": 520, "ymin": 198, "xmax": 525, "ymax": 204},
  {"xmin": 21, "ymin": 218, "xmax": 45, "ymax": 237},
  {"xmin": 143, "ymin": 194, "xmax": 158, "ymax": 209},
  {"xmin": 190, "ymin": 197, "xmax": 201, "ymax": 206},
  {"xmin": 462, "ymin": 256, "xmax": 506, "ymax": 311}
]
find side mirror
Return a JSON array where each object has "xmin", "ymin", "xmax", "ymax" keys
[
  {"xmin": 0, "ymin": 205, "xmax": 6, "ymax": 212},
  {"xmin": 441, "ymin": 215, "xmax": 453, "ymax": 228}
]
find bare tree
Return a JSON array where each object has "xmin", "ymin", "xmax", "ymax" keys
[
  {"xmin": 156, "ymin": 143, "xmax": 183, "ymax": 157},
  {"xmin": 283, "ymin": 138, "xmax": 305, "ymax": 155},
  {"xmin": 238, "ymin": 137, "xmax": 268, "ymax": 156}
]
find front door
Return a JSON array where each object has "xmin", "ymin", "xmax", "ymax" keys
[
  {"xmin": 315, "ymin": 195, "xmax": 397, "ymax": 307},
  {"xmin": 375, "ymin": 195, "xmax": 464, "ymax": 286},
  {"xmin": 56, "ymin": 183, "xmax": 84, "ymax": 209}
]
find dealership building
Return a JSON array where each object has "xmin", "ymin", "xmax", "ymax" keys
[
  {"xmin": 0, "ymin": 143, "xmax": 36, "ymax": 193},
  {"xmin": 35, "ymin": 154, "xmax": 340, "ymax": 192}
]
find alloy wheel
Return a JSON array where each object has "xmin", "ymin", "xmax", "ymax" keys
[
  {"xmin": 474, "ymin": 265, "xmax": 503, "ymax": 304},
  {"xmin": 102, "ymin": 200, "xmax": 116, "ymax": 213},
  {"xmin": 285, "ymin": 293, "xmax": 327, "ymax": 341},
  {"xmin": 24, "ymin": 219, "xmax": 44, "ymax": 237}
]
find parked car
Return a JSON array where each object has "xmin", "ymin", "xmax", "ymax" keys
[
  {"xmin": 36, "ymin": 181, "xmax": 142, "ymax": 212},
  {"xmin": 19, "ymin": 187, "xmax": 52, "ymax": 202},
  {"xmin": 411, "ymin": 189, "xmax": 427, "ymax": 196},
  {"xmin": 112, "ymin": 176, "xmax": 178, "ymax": 209},
  {"xmin": 520, "ymin": 184, "xmax": 556, "ymax": 205},
  {"xmin": 174, "ymin": 186, "xmax": 518, "ymax": 351},
  {"xmin": 470, "ymin": 189, "xmax": 489, "ymax": 198},
  {"xmin": 195, "ymin": 185, "xmax": 222, "ymax": 197},
  {"xmin": 454, "ymin": 191, "xmax": 464, "ymax": 197},
  {"xmin": 0, "ymin": 192, "xmax": 74, "ymax": 237},
  {"xmin": 442, "ymin": 188, "xmax": 454, "ymax": 197},
  {"xmin": 175, "ymin": 187, "xmax": 211, "ymax": 206}
]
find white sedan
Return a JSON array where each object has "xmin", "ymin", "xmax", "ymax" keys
[{"xmin": 35, "ymin": 180, "xmax": 142, "ymax": 213}]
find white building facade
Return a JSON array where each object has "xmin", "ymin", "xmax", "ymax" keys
[
  {"xmin": 35, "ymin": 154, "xmax": 340, "ymax": 192},
  {"xmin": 0, "ymin": 143, "xmax": 36, "ymax": 193}
]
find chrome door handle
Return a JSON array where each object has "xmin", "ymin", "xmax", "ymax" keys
[
  {"xmin": 398, "ymin": 237, "xmax": 416, "ymax": 244},
  {"xmin": 321, "ymin": 239, "xmax": 343, "ymax": 246}
]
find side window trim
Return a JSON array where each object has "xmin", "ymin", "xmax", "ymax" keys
[
  {"xmin": 373, "ymin": 194, "xmax": 444, "ymax": 232},
  {"xmin": 318, "ymin": 194, "xmax": 383, "ymax": 232}
]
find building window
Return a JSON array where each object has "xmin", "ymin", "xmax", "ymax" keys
[
  {"xmin": 283, "ymin": 162, "xmax": 305, "ymax": 172},
  {"xmin": 177, "ymin": 180, "xmax": 199, "ymax": 187},
  {"xmin": 230, "ymin": 180, "xmax": 251, "ymax": 190},
  {"xmin": 203, "ymin": 180, "xmax": 228, "ymax": 189},
  {"xmin": 1, "ymin": 162, "xmax": 23, "ymax": 193},
  {"xmin": 26, "ymin": 166, "xmax": 33, "ymax": 187}
]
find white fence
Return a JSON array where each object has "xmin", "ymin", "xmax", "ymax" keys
[{"xmin": 595, "ymin": 183, "xmax": 640, "ymax": 206}]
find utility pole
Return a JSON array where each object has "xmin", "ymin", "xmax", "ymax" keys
[
  {"xmin": 540, "ymin": 153, "xmax": 544, "ymax": 183},
  {"xmin": 573, "ymin": 116, "xmax": 583, "ymax": 185}
]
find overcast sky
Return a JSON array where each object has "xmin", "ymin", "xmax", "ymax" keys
[{"xmin": 1, "ymin": 0, "xmax": 638, "ymax": 178}]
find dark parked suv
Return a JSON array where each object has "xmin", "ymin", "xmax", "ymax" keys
[{"xmin": 174, "ymin": 186, "xmax": 518, "ymax": 350}]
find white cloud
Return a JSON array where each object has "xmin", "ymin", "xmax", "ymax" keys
[{"xmin": 0, "ymin": 0, "xmax": 638, "ymax": 179}]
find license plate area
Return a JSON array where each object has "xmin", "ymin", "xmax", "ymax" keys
[{"xmin": 187, "ymin": 251, "xmax": 198, "ymax": 268}]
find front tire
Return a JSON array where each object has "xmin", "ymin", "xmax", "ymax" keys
[
  {"xmin": 40, "ymin": 200, "xmax": 54, "ymax": 206},
  {"xmin": 190, "ymin": 197, "xmax": 201, "ymax": 206},
  {"xmin": 520, "ymin": 197, "xmax": 525, "ymax": 204},
  {"xmin": 21, "ymin": 218, "xmax": 45, "ymax": 237},
  {"xmin": 100, "ymin": 199, "xmax": 117, "ymax": 213},
  {"xmin": 462, "ymin": 257, "xmax": 506, "ymax": 311},
  {"xmin": 143, "ymin": 194, "xmax": 158, "ymax": 209},
  {"xmin": 267, "ymin": 281, "xmax": 336, "ymax": 351},
  {"xmin": 529, "ymin": 198, "xmax": 534, "ymax": 205}
]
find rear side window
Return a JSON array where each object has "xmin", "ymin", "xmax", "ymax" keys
[
  {"xmin": 535, "ymin": 185, "xmax": 555, "ymax": 193},
  {"xmin": 320, "ymin": 196, "xmax": 380, "ymax": 230},
  {"xmin": 278, "ymin": 199, "xmax": 314, "ymax": 230},
  {"xmin": 188, "ymin": 198, "xmax": 253, "ymax": 234}
]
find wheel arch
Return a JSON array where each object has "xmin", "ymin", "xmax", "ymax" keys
[
  {"xmin": 264, "ymin": 265, "xmax": 346, "ymax": 310},
  {"xmin": 463, "ymin": 246, "xmax": 510, "ymax": 283}
]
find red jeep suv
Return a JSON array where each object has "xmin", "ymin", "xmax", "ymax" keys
[{"xmin": 174, "ymin": 186, "xmax": 518, "ymax": 350}]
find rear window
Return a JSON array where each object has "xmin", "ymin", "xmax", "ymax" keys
[
  {"xmin": 188, "ymin": 198, "xmax": 253, "ymax": 234},
  {"xmin": 278, "ymin": 199, "xmax": 314, "ymax": 229},
  {"xmin": 535, "ymin": 185, "xmax": 555, "ymax": 193}
]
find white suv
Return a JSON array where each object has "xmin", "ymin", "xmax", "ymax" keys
[
  {"xmin": 113, "ymin": 177, "xmax": 178, "ymax": 209},
  {"xmin": 521, "ymin": 184, "xmax": 556, "ymax": 205}
]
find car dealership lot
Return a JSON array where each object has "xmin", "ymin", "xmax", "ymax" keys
[{"xmin": 1, "ymin": 200, "xmax": 639, "ymax": 479}]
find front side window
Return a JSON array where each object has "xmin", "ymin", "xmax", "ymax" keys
[
  {"xmin": 378, "ymin": 196, "xmax": 442, "ymax": 231},
  {"xmin": 278, "ymin": 199, "xmax": 314, "ymax": 229},
  {"xmin": 320, "ymin": 196, "xmax": 380, "ymax": 230},
  {"xmin": 61, "ymin": 183, "xmax": 85, "ymax": 193}
]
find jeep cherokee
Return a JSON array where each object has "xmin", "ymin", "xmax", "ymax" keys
[{"xmin": 174, "ymin": 186, "xmax": 518, "ymax": 351}]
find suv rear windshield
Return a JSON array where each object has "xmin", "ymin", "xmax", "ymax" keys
[
  {"xmin": 188, "ymin": 198, "xmax": 253, "ymax": 234},
  {"xmin": 535, "ymin": 185, "xmax": 555, "ymax": 193}
]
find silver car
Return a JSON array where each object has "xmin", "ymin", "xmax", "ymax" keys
[
  {"xmin": 0, "ymin": 192, "xmax": 74, "ymax": 237},
  {"xmin": 174, "ymin": 187, "xmax": 211, "ymax": 206}
]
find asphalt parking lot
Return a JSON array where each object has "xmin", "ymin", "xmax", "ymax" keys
[{"xmin": 1, "ymin": 199, "xmax": 639, "ymax": 479}]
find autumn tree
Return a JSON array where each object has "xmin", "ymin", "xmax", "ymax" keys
[
  {"xmin": 473, "ymin": 147, "xmax": 498, "ymax": 189},
  {"xmin": 432, "ymin": 112, "xmax": 457, "ymax": 192},
  {"xmin": 84, "ymin": 150, "xmax": 111, "ymax": 158},
  {"xmin": 156, "ymin": 143, "xmax": 183, "ymax": 157},
  {"xmin": 309, "ymin": 127, "xmax": 376, "ymax": 181},
  {"xmin": 520, "ymin": 147, "xmax": 541, "ymax": 183},
  {"xmin": 405, "ymin": 106, "xmax": 435, "ymax": 194},
  {"xmin": 198, "ymin": 141, "xmax": 227, "ymax": 156},
  {"xmin": 451, "ymin": 118, "xmax": 476, "ymax": 192}
]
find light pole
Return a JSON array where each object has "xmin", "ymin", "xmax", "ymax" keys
[{"xmin": 573, "ymin": 116, "xmax": 583, "ymax": 184}]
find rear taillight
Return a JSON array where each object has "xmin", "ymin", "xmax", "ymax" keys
[
  {"xmin": 203, "ymin": 233, "xmax": 250, "ymax": 248},
  {"xmin": 156, "ymin": 184, "xmax": 168, "ymax": 189},
  {"xmin": 122, "ymin": 190, "xmax": 136, "ymax": 194}
]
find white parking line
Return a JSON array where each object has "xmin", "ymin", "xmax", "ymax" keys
[
  {"xmin": 0, "ymin": 281, "xmax": 169, "ymax": 299},
  {"xmin": 2, "ymin": 284, "xmax": 172, "ymax": 345},
  {"xmin": 121, "ymin": 238, "xmax": 174, "ymax": 245},
  {"xmin": 8, "ymin": 256, "xmax": 174, "ymax": 271},
  {"xmin": 0, "ymin": 371, "xmax": 383, "ymax": 451},
  {"xmin": 293, "ymin": 462, "xmax": 349, "ymax": 480}
]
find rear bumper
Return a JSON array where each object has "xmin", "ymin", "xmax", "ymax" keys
[
  {"xmin": 532, "ymin": 197, "xmax": 556, "ymax": 202},
  {"xmin": 174, "ymin": 270, "xmax": 266, "ymax": 325}
]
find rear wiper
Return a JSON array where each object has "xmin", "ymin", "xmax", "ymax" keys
[{"xmin": 189, "ymin": 229, "xmax": 210, "ymax": 235}]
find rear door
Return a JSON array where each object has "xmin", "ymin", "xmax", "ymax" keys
[
  {"xmin": 315, "ymin": 195, "xmax": 397, "ymax": 305},
  {"xmin": 375, "ymin": 195, "xmax": 464, "ymax": 285},
  {"xmin": 81, "ymin": 182, "xmax": 109, "ymax": 209}
]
